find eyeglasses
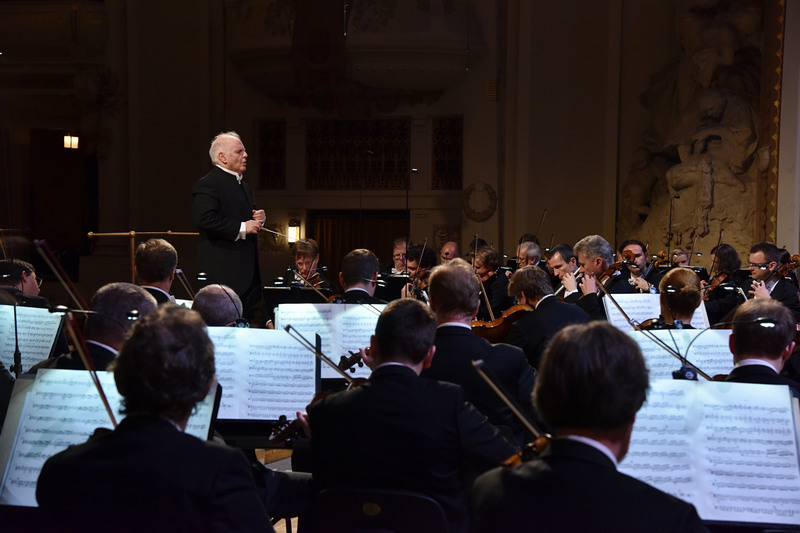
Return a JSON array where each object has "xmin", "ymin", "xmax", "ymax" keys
[
  {"xmin": 392, "ymin": 254, "xmax": 406, "ymax": 260},
  {"xmin": 35, "ymin": 274, "xmax": 43, "ymax": 288},
  {"xmin": 748, "ymin": 262, "xmax": 771, "ymax": 270}
]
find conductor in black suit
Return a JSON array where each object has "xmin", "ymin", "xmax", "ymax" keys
[
  {"xmin": 339, "ymin": 248, "xmax": 385, "ymax": 304},
  {"xmin": 725, "ymin": 298, "xmax": 800, "ymax": 398},
  {"xmin": 471, "ymin": 322, "xmax": 707, "ymax": 532},
  {"xmin": 303, "ymin": 299, "xmax": 516, "ymax": 533},
  {"xmin": 36, "ymin": 305, "xmax": 273, "ymax": 532},
  {"xmin": 192, "ymin": 131, "xmax": 265, "ymax": 316},
  {"xmin": 422, "ymin": 258, "xmax": 537, "ymax": 445},
  {"xmin": 505, "ymin": 265, "xmax": 590, "ymax": 369}
]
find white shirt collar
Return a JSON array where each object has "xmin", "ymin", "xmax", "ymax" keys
[
  {"xmin": 562, "ymin": 435, "xmax": 619, "ymax": 467},
  {"xmin": 215, "ymin": 164, "xmax": 242, "ymax": 183},
  {"xmin": 535, "ymin": 294, "xmax": 555, "ymax": 309},
  {"xmin": 437, "ymin": 321, "xmax": 471, "ymax": 330},
  {"xmin": 735, "ymin": 358, "xmax": 781, "ymax": 373}
]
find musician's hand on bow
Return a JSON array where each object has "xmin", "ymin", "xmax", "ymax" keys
[{"xmin": 750, "ymin": 280, "xmax": 770, "ymax": 299}]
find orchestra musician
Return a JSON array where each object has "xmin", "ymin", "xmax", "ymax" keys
[
  {"xmin": 618, "ymin": 239, "xmax": 658, "ymax": 294},
  {"xmin": 672, "ymin": 247, "xmax": 690, "ymax": 266},
  {"xmin": 134, "ymin": 238, "xmax": 178, "ymax": 305},
  {"xmin": 401, "ymin": 242, "xmax": 437, "ymax": 301},
  {"xmin": 439, "ymin": 240, "xmax": 460, "ymax": 264},
  {"xmin": 470, "ymin": 322, "xmax": 707, "ymax": 532},
  {"xmin": 0, "ymin": 258, "xmax": 50, "ymax": 308},
  {"xmin": 568, "ymin": 234, "xmax": 636, "ymax": 319},
  {"xmin": 546, "ymin": 243, "xmax": 580, "ymax": 295},
  {"xmin": 301, "ymin": 299, "xmax": 516, "ymax": 533},
  {"xmin": 421, "ymin": 258, "xmax": 537, "ymax": 446},
  {"xmin": 725, "ymin": 299, "xmax": 800, "ymax": 398},
  {"xmin": 291, "ymin": 238, "xmax": 331, "ymax": 290},
  {"xmin": 383, "ymin": 236, "xmax": 408, "ymax": 275},
  {"xmin": 740, "ymin": 241, "xmax": 800, "ymax": 322},
  {"xmin": 474, "ymin": 246, "xmax": 515, "ymax": 322},
  {"xmin": 191, "ymin": 284, "xmax": 244, "ymax": 327},
  {"xmin": 339, "ymin": 248, "xmax": 385, "ymax": 304},
  {"xmin": 641, "ymin": 268, "xmax": 702, "ymax": 330},
  {"xmin": 36, "ymin": 305, "xmax": 273, "ymax": 532},
  {"xmin": 701, "ymin": 243, "xmax": 743, "ymax": 324},
  {"xmin": 505, "ymin": 265, "xmax": 590, "ymax": 369}
]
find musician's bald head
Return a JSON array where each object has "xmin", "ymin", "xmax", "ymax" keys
[{"xmin": 86, "ymin": 283, "xmax": 158, "ymax": 349}]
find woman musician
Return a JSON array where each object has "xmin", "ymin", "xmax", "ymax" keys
[
  {"xmin": 474, "ymin": 245, "xmax": 515, "ymax": 322},
  {"xmin": 700, "ymin": 243, "xmax": 743, "ymax": 324}
]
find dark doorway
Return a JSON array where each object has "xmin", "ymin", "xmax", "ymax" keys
[{"xmin": 307, "ymin": 209, "xmax": 409, "ymax": 288}]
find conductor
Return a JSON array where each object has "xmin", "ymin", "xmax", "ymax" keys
[{"xmin": 192, "ymin": 131, "xmax": 265, "ymax": 316}]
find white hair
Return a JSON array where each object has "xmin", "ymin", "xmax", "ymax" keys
[{"xmin": 209, "ymin": 131, "xmax": 241, "ymax": 164}]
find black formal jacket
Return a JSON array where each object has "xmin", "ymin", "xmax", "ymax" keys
[
  {"xmin": 422, "ymin": 325, "xmax": 537, "ymax": 445},
  {"xmin": 506, "ymin": 296, "xmax": 591, "ymax": 368},
  {"xmin": 192, "ymin": 166, "xmax": 260, "ymax": 298},
  {"xmin": 308, "ymin": 364, "xmax": 516, "ymax": 533},
  {"xmin": 143, "ymin": 285, "xmax": 172, "ymax": 305},
  {"xmin": 470, "ymin": 438, "xmax": 708, "ymax": 533},
  {"xmin": 567, "ymin": 272, "xmax": 637, "ymax": 320},
  {"xmin": 725, "ymin": 363, "xmax": 800, "ymax": 399},
  {"xmin": 36, "ymin": 415, "xmax": 272, "ymax": 532},
  {"xmin": 341, "ymin": 288, "xmax": 385, "ymax": 305},
  {"xmin": 476, "ymin": 272, "xmax": 515, "ymax": 322}
]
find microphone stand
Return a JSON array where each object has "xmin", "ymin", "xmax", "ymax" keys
[{"xmin": 10, "ymin": 302, "xmax": 21, "ymax": 378}]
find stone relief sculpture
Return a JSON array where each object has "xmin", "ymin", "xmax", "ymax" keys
[{"xmin": 617, "ymin": 0, "xmax": 767, "ymax": 258}]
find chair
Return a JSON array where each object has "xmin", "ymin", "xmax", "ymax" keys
[{"xmin": 312, "ymin": 488, "xmax": 450, "ymax": 533}]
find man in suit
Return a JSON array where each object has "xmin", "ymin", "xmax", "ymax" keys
[
  {"xmin": 36, "ymin": 305, "xmax": 272, "ymax": 532},
  {"xmin": 422, "ymin": 258, "xmax": 537, "ymax": 445},
  {"xmin": 339, "ymin": 248, "xmax": 384, "ymax": 304},
  {"xmin": 30, "ymin": 283, "xmax": 158, "ymax": 371},
  {"xmin": 505, "ymin": 265, "xmax": 590, "ymax": 368},
  {"xmin": 547, "ymin": 243, "xmax": 580, "ymax": 296},
  {"xmin": 742, "ymin": 241, "xmax": 800, "ymax": 321},
  {"xmin": 566, "ymin": 234, "xmax": 636, "ymax": 319},
  {"xmin": 471, "ymin": 322, "xmax": 707, "ymax": 532},
  {"xmin": 725, "ymin": 298, "xmax": 800, "ymax": 398},
  {"xmin": 192, "ymin": 131, "xmax": 265, "ymax": 317},
  {"xmin": 134, "ymin": 238, "xmax": 177, "ymax": 304},
  {"xmin": 304, "ymin": 299, "xmax": 517, "ymax": 533}
]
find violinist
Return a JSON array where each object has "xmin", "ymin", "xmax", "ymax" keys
[
  {"xmin": 291, "ymin": 238, "xmax": 331, "ymax": 290},
  {"xmin": 571, "ymin": 234, "xmax": 636, "ymax": 320},
  {"xmin": 400, "ymin": 242, "xmax": 436, "ymax": 301},
  {"xmin": 339, "ymin": 248, "xmax": 385, "ymax": 304},
  {"xmin": 36, "ymin": 305, "xmax": 273, "ymax": 532},
  {"xmin": 701, "ymin": 243, "xmax": 743, "ymax": 324},
  {"xmin": 474, "ymin": 246, "xmax": 515, "ymax": 322},
  {"xmin": 641, "ymin": 268, "xmax": 702, "ymax": 330},
  {"xmin": 471, "ymin": 322, "xmax": 707, "ymax": 533},
  {"xmin": 421, "ymin": 258, "xmax": 537, "ymax": 446},
  {"xmin": 505, "ymin": 266, "xmax": 589, "ymax": 369},
  {"xmin": 724, "ymin": 299, "xmax": 800, "ymax": 399},
  {"xmin": 618, "ymin": 239, "xmax": 658, "ymax": 294},
  {"xmin": 546, "ymin": 243, "xmax": 580, "ymax": 297},
  {"xmin": 384, "ymin": 236, "xmax": 408, "ymax": 275},
  {"xmin": 303, "ymin": 299, "xmax": 516, "ymax": 533},
  {"xmin": 741, "ymin": 241, "xmax": 800, "ymax": 321}
]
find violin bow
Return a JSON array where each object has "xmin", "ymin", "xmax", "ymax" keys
[
  {"xmin": 34, "ymin": 239, "xmax": 88, "ymax": 310},
  {"xmin": 293, "ymin": 266, "xmax": 335, "ymax": 303},
  {"xmin": 472, "ymin": 234, "xmax": 496, "ymax": 322},
  {"xmin": 174, "ymin": 268, "xmax": 196, "ymax": 299},
  {"xmin": 61, "ymin": 311, "xmax": 118, "ymax": 427},
  {"xmin": 709, "ymin": 228, "xmax": 724, "ymax": 276},
  {"xmin": 284, "ymin": 324, "xmax": 354, "ymax": 382}
]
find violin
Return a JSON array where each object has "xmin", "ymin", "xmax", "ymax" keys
[
  {"xmin": 479, "ymin": 270, "xmax": 496, "ymax": 283},
  {"xmin": 471, "ymin": 304, "xmax": 533, "ymax": 344},
  {"xmin": 703, "ymin": 272, "xmax": 728, "ymax": 301},
  {"xmin": 594, "ymin": 249, "xmax": 634, "ymax": 288}
]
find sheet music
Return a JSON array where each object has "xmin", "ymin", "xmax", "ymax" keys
[
  {"xmin": 0, "ymin": 369, "xmax": 216, "ymax": 507},
  {"xmin": 628, "ymin": 329, "xmax": 733, "ymax": 380},
  {"xmin": 620, "ymin": 380, "xmax": 800, "ymax": 525},
  {"xmin": 208, "ymin": 327, "xmax": 316, "ymax": 420},
  {"xmin": 275, "ymin": 303, "xmax": 385, "ymax": 379},
  {"xmin": 0, "ymin": 306, "xmax": 63, "ymax": 371},
  {"xmin": 605, "ymin": 293, "xmax": 709, "ymax": 331}
]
